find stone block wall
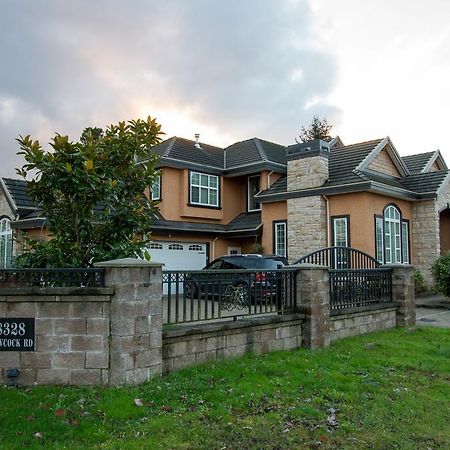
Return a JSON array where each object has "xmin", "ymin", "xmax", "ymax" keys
[
  {"xmin": 330, "ymin": 306, "xmax": 397, "ymax": 342},
  {"xmin": 411, "ymin": 200, "xmax": 439, "ymax": 286},
  {"xmin": 287, "ymin": 196, "xmax": 327, "ymax": 261},
  {"xmin": 0, "ymin": 289, "xmax": 112, "ymax": 385},
  {"xmin": 0, "ymin": 259, "xmax": 164, "ymax": 386},
  {"xmin": 162, "ymin": 316, "xmax": 303, "ymax": 374},
  {"xmin": 287, "ymin": 156, "xmax": 329, "ymax": 191}
]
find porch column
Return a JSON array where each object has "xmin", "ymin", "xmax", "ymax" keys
[{"xmin": 295, "ymin": 264, "xmax": 330, "ymax": 349}]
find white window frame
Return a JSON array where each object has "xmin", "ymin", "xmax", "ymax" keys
[
  {"xmin": 332, "ymin": 217, "xmax": 349, "ymax": 247},
  {"xmin": 375, "ymin": 216, "xmax": 384, "ymax": 263},
  {"xmin": 274, "ymin": 221, "xmax": 287, "ymax": 258},
  {"xmin": 151, "ymin": 175, "xmax": 161, "ymax": 201},
  {"xmin": 384, "ymin": 205, "xmax": 402, "ymax": 264},
  {"xmin": 402, "ymin": 221, "xmax": 409, "ymax": 264},
  {"xmin": 190, "ymin": 171, "xmax": 219, "ymax": 207},
  {"xmin": 228, "ymin": 246, "xmax": 241, "ymax": 255},
  {"xmin": 0, "ymin": 218, "xmax": 13, "ymax": 269}
]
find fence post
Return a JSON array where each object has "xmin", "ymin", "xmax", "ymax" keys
[
  {"xmin": 95, "ymin": 258, "xmax": 163, "ymax": 385},
  {"xmin": 295, "ymin": 264, "xmax": 330, "ymax": 349},
  {"xmin": 385, "ymin": 264, "xmax": 416, "ymax": 327}
]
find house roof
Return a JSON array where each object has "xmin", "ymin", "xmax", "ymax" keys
[
  {"xmin": 257, "ymin": 138, "xmax": 450, "ymax": 202},
  {"xmin": 143, "ymin": 136, "xmax": 287, "ymax": 175},
  {"xmin": 402, "ymin": 152, "xmax": 436, "ymax": 174},
  {"xmin": 151, "ymin": 211, "xmax": 262, "ymax": 237}
]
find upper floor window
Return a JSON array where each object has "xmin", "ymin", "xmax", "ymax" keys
[
  {"xmin": 190, "ymin": 172, "xmax": 219, "ymax": 207},
  {"xmin": 248, "ymin": 175, "xmax": 261, "ymax": 211},
  {"xmin": 0, "ymin": 218, "xmax": 13, "ymax": 268},
  {"xmin": 151, "ymin": 175, "xmax": 161, "ymax": 201}
]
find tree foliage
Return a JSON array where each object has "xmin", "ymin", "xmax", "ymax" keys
[
  {"xmin": 431, "ymin": 253, "xmax": 450, "ymax": 296},
  {"xmin": 296, "ymin": 116, "xmax": 333, "ymax": 143},
  {"xmin": 15, "ymin": 117, "xmax": 163, "ymax": 268}
]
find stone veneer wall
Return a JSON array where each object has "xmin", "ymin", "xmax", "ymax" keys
[
  {"xmin": 411, "ymin": 179, "xmax": 450, "ymax": 287},
  {"xmin": 411, "ymin": 200, "xmax": 439, "ymax": 286},
  {"xmin": 0, "ymin": 288, "xmax": 113, "ymax": 385},
  {"xmin": 162, "ymin": 316, "xmax": 303, "ymax": 374},
  {"xmin": 0, "ymin": 259, "xmax": 164, "ymax": 386},
  {"xmin": 287, "ymin": 156, "xmax": 328, "ymax": 191},
  {"xmin": 367, "ymin": 151, "xmax": 400, "ymax": 177},
  {"xmin": 287, "ymin": 196, "xmax": 327, "ymax": 261},
  {"xmin": 0, "ymin": 191, "xmax": 13, "ymax": 218},
  {"xmin": 330, "ymin": 306, "xmax": 397, "ymax": 342}
]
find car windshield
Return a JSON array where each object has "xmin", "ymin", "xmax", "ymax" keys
[{"xmin": 235, "ymin": 258, "xmax": 286, "ymax": 269}]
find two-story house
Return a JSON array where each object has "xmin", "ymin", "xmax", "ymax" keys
[{"xmin": 1, "ymin": 134, "xmax": 449, "ymax": 286}]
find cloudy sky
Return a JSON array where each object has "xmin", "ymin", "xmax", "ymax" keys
[{"xmin": 1, "ymin": 0, "xmax": 450, "ymax": 177}]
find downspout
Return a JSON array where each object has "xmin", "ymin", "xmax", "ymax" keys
[
  {"xmin": 211, "ymin": 236, "xmax": 219, "ymax": 259},
  {"xmin": 322, "ymin": 195, "xmax": 330, "ymax": 247}
]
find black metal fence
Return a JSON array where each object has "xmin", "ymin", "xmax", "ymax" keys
[
  {"xmin": 163, "ymin": 268, "xmax": 298, "ymax": 324},
  {"xmin": 329, "ymin": 268, "xmax": 392, "ymax": 311},
  {"xmin": 296, "ymin": 247, "xmax": 381, "ymax": 269},
  {"xmin": 0, "ymin": 268, "xmax": 105, "ymax": 288}
]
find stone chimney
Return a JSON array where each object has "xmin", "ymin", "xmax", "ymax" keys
[{"xmin": 286, "ymin": 139, "xmax": 330, "ymax": 191}]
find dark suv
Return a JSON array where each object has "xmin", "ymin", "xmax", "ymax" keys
[{"xmin": 184, "ymin": 254, "xmax": 288, "ymax": 304}]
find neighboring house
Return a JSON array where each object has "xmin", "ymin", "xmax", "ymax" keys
[{"xmin": 1, "ymin": 134, "xmax": 449, "ymax": 286}]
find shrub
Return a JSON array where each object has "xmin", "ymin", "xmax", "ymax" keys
[
  {"xmin": 414, "ymin": 270, "xmax": 427, "ymax": 296},
  {"xmin": 431, "ymin": 253, "xmax": 450, "ymax": 296}
]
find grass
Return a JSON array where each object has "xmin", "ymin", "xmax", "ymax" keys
[{"xmin": 0, "ymin": 327, "xmax": 449, "ymax": 449}]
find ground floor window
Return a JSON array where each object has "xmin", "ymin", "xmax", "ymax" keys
[
  {"xmin": 273, "ymin": 221, "xmax": 287, "ymax": 258},
  {"xmin": 375, "ymin": 205, "xmax": 409, "ymax": 264},
  {"xmin": 0, "ymin": 218, "xmax": 13, "ymax": 268}
]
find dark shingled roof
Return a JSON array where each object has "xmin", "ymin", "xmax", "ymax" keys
[
  {"xmin": 256, "ymin": 175, "xmax": 287, "ymax": 197},
  {"xmin": 2, "ymin": 177, "xmax": 37, "ymax": 211},
  {"xmin": 150, "ymin": 136, "xmax": 224, "ymax": 169},
  {"xmin": 324, "ymin": 139, "xmax": 383, "ymax": 187},
  {"xmin": 402, "ymin": 152, "xmax": 435, "ymax": 174},
  {"xmin": 225, "ymin": 211, "xmax": 261, "ymax": 232},
  {"xmin": 225, "ymin": 138, "xmax": 286, "ymax": 169},
  {"xmin": 144, "ymin": 136, "xmax": 287, "ymax": 172},
  {"xmin": 151, "ymin": 212, "xmax": 261, "ymax": 236},
  {"xmin": 401, "ymin": 171, "xmax": 449, "ymax": 193}
]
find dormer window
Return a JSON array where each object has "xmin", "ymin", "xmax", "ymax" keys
[{"xmin": 248, "ymin": 175, "xmax": 261, "ymax": 211}]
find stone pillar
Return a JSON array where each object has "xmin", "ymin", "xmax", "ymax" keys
[
  {"xmin": 95, "ymin": 258, "xmax": 163, "ymax": 385},
  {"xmin": 295, "ymin": 264, "xmax": 330, "ymax": 349},
  {"xmin": 386, "ymin": 264, "xmax": 416, "ymax": 327}
]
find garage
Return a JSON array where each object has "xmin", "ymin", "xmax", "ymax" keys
[{"xmin": 146, "ymin": 241, "xmax": 208, "ymax": 271}]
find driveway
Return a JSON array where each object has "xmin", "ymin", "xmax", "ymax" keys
[{"xmin": 416, "ymin": 295, "xmax": 450, "ymax": 328}]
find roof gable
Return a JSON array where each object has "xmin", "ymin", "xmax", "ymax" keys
[
  {"xmin": 367, "ymin": 148, "xmax": 401, "ymax": 177},
  {"xmin": 356, "ymin": 137, "xmax": 409, "ymax": 178}
]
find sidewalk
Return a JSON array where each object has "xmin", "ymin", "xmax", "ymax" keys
[{"xmin": 415, "ymin": 294, "xmax": 450, "ymax": 310}]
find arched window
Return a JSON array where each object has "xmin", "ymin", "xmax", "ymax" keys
[
  {"xmin": 375, "ymin": 205, "xmax": 409, "ymax": 264},
  {"xmin": 0, "ymin": 218, "xmax": 13, "ymax": 268}
]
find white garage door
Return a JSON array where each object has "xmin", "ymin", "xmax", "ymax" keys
[{"xmin": 146, "ymin": 241, "xmax": 208, "ymax": 271}]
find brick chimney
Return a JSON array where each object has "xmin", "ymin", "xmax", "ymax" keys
[{"xmin": 286, "ymin": 139, "xmax": 330, "ymax": 191}]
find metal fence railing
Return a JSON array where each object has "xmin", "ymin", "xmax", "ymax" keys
[
  {"xmin": 0, "ymin": 268, "xmax": 105, "ymax": 288},
  {"xmin": 163, "ymin": 268, "xmax": 299, "ymax": 324},
  {"xmin": 329, "ymin": 268, "xmax": 392, "ymax": 312}
]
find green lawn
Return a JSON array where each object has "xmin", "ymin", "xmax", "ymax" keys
[{"xmin": 1, "ymin": 327, "xmax": 449, "ymax": 449}]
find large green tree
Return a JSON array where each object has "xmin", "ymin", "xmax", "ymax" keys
[
  {"xmin": 16, "ymin": 117, "xmax": 163, "ymax": 268},
  {"xmin": 296, "ymin": 116, "xmax": 333, "ymax": 143}
]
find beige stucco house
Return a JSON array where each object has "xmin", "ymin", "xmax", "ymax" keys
[{"xmin": 1, "ymin": 134, "xmax": 449, "ymax": 287}]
